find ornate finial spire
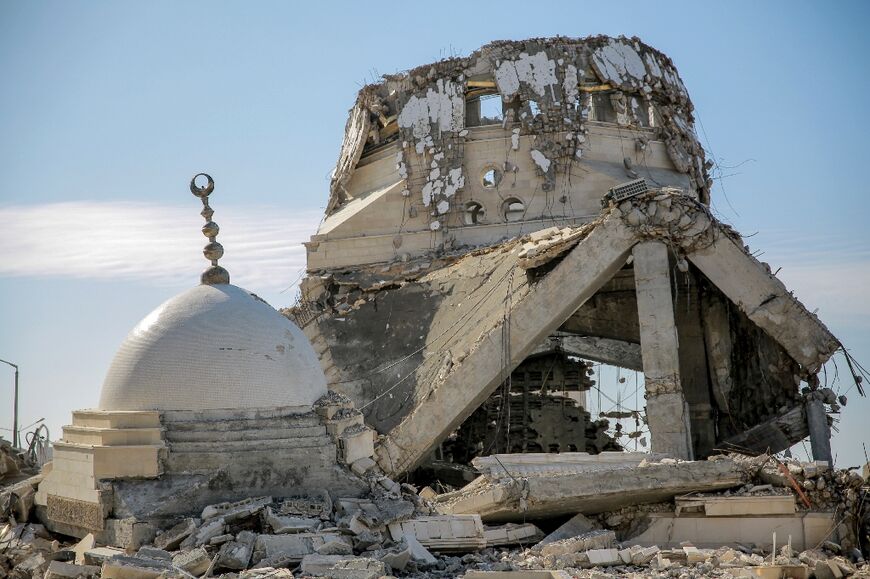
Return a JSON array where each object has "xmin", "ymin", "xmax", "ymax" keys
[{"xmin": 190, "ymin": 173, "xmax": 230, "ymax": 285}]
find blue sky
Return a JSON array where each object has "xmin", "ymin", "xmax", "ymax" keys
[{"xmin": 1, "ymin": 1, "xmax": 868, "ymax": 466}]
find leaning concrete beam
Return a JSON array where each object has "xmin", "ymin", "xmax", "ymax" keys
[
  {"xmin": 434, "ymin": 458, "xmax": 744, "ymax": 522},
  {"xmin": 538, "ymin": 334, "xmax": 642, "ymax": 371},
  {"xmin": 687, "ymin": 230, "xmax": 839, "ymax": 373},
  {"xmin": 375, "ymin": 214, "xmax": 636, "ymax": 476}
]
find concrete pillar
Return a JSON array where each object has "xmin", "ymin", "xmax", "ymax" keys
[
  {"xmin": 806, "ymin": 396, "xmax": 833, "ymax": 465},
  {"xmin": 633, "ymin": 241, "xmax": 694, "ymax": 460}
]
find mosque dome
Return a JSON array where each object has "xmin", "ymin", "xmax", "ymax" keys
[
  {"xmin": 98, "ymin": 283, "xmax": 327, "ymax": 411},
  {"xmin": 99, "ymin": 173, "xmax": 327, "ymax": 412}
]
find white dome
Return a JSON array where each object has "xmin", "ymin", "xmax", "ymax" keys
[{"xmin": 99, "ymin": 284, "xmax": 327, "ymax": 411}]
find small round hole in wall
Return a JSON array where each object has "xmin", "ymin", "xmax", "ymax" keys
[
  {"xmin": 463, "ymin": 201, "xmax": 486, "ymax": 225},
  {"xmin": 502, "ymin": 197, "xmax": 525, "ymax": 222},
  {"xmin": 481, "ymin": 166, "xmax": 502, "ymax": 188}
]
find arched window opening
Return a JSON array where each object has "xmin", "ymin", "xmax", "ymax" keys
[
  {"xmin": 503, "ymin": 198, "xmax": 526, "ymax": 222},
  {"xmin": 463, "ymin": 201, "xmax": 486, "ymax": 225}
]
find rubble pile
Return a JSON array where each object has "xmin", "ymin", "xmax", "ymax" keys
[{"xmin": 0, "ymin": 454, "xmax": 866, "ymax": 578}]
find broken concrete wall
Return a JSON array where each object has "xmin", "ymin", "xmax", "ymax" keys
[
  {"xmin": 291, "ymin": 188, "xmax": 843, "ymax": 474},
  {"xmin": 311, "ymin": 36, "xmax": 711, "ymax": 270}
]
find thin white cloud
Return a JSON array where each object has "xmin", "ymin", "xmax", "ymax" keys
[
  {"xmin": 0, "ymin": 201, "xmax": 322, "ymax": 292},
  {"xmin": 1, "ymin": 203, "xmax": 867, "ymax": 324}
]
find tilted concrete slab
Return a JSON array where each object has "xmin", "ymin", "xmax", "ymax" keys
[
  {"xmin": 374, "ymin": 214, "xmax": 636, "ymax": 474},
  {"xmin": 303, "ymin": 190, "xmax": 842, "ymax": 473},
  {"xmin": 627, "ymin": 511, "xmax": 835, "ymax": 551},
  {"xmin": 687, "ymin": 227, "xmax": 839, "ymax": 373},
  {"xmin": 433, "ymin": 457, "xmax": 744, "ymax": 523}
]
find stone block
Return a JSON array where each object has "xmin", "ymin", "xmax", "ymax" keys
[
  {"xmin": 301, "ymin": 554, "xmax": 386, "ymax": 579},
  {"xmin": 239, "ymin": 568, "xmax": 294, "ymax": 578},
  {"xmin": 586, "ymin": 548, "xmax": 621, "ymax": 566},
  {"xmin": 276, "ymin": 492, "xmax": 332, "ymax": 519},
  {"xmin": 315, "ymin": 536, "xmax": 354, "ymax": 555},
  {"xmin": 252, "ymin": 533, "xmax": 319, "ymax": 564},
  {"xmin": 378, "ymin": 546, "xmax": 411, "ymax": 572},
  {"xmin": 484, "ymin": 523, "xmax": 543, "ymax": 547},
  {"xmin": 630, "ymin": 545, "xmax": 659, "ymax": 565},
  {"xmin": 264, "ymin": 507, "xmax": 320, "ymax": 534},
  {"xmin": 540, "ymin": 530, "xmax": 616, "ymax": 557},
  {"xmin": 339, "ymin": 427, "xmax": 375, "ymax": 465},
  {"xmin": 153, "ymin": 518, "xmax": 197, "ymax": 550},
  {"xmin": 201, "ymin": 496, "xmax": 271, "ymax": 522},
  {"xmin": 100, "ymin": 555, "xmax": 176, "ymax": 579},
  {"xmin": 217, "ymin": 530, "xmax": 256, "ymax": 570},
  {"xmin": 404, "ymin": 534, "xmax": 437, "ymax": 565},
  {"xmin": 73, "ymin": 533, "xmax": 95, "ymax": 565},
  {"xmin": 180, "ymin": 518, "xmax": 225, "ymax": 548},
  {"xmin": 135, "ymin": 546, "xmax": 171, "ymax": 561},
  {"xmin": 172, "ymin": 547, "xmax": 211, "ymax": 575},
  {"xmin": 735, "ymin": 566, "xmax": 809, "ymax": 579},
  {"xmin": 538, "ymin": 512, "xmax": 599, "ymax": 546},
  {"xmin": 82, "ymin": 546, "xmax": 125, "ymax": 566},
  {"xmin": 13, "ymin": 552, "xmax": 49, "ymax": 578},
  {"xmin": 44, "ymin": 560, "xmax": 102, "ymax": 578},
  {"xmin": 350, "ymin": 457, "xmax": 377, "ymax": 477}
]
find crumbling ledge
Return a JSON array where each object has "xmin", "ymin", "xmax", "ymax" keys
[{"xmin": 434, "ymin": 458, "xmax": 744, "ymax": 523}]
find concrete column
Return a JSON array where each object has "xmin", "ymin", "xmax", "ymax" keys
[
  {"xmin": 633, "ymin": 241, "xmax": 694, "ymax": 460},
  {"xmin": 806, "ymin": 396, "xmax": 833, "ymax": 465}
]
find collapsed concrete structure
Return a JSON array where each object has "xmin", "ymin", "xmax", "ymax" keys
[
  {"xmin": 2, "ymin": 34, "xmax": 868, "ymax": 579},
  {"xmin": 290, "ymin": 36, "xmax": 848, "ymax": 478}
]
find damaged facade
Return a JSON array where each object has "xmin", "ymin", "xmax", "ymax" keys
[
  {"xmin": 292, "ymin": 35, "xmax": 850, "ymax": 479},
  {"xmin": 1, "ymin": 35, "xmax": 868, "ymax": 579}
]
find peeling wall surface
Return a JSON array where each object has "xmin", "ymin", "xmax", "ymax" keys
[
  {"xmin": 293, "ymin": 35, "xmax": 846, "ymax": 477},
  {"xmin": 309, "ymin": 35, "xmax": 709, "ymax": 271}
]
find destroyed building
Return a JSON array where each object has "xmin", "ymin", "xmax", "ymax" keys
[
  {"xmin": 290, "ymin": 35, "xmax": 851, "ymax": 479},
  {"xmin": 1, "ymin": 34, "xmax": 868, "ymax": 579}
]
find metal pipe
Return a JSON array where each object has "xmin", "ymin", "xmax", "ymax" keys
[{"xmin": 0, "ymin": 358, "xmax": 19, "ymax": 448}]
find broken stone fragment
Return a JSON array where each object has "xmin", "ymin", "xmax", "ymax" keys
[
  {"xmin": 153, "ymin": 517, "xmax": 197, "ymax": 551},
  {"xmin": 264, "ymin": 507, "xmax": 320, "ymax": 534},
  {"xmin": 352, "ymin": 529, "xmax": 384, "ymax": 551},
  {"xmin": 180, "ymin": 517, "xmax": 225, "ymax": 548},
  {"xmin": 100, "ymin": 554, "xmax": 179, "ymax": 579},
  {"xmin": 72, "ymin": 533, "xmax": 96, "ymax": 565},
  {"xmin": 43, "ymin": 560, "xmax": 102, "ymax": 579},
  {"xmin": 239, "ymin": 568, "xmax": 295, "ymax": 578},
  {"xmin": 82, "ymin": 546, "xmax": 125, "ymax": 566},
  {"xmin": 171, "ymin": 546, "xmax": 211, "ymax": 575},
  {"xmin": 135, "ymin": 546, "xmax": 172, "ymax": 561},
  {"xmin": 538, "ymin": 512, "xmax": 600, "ymax": 546},
  {"xmin": 300, "ymin": 554, "xmax": 386, "ymax": 579},
  {"xmin": 217, "ymin": 530, "xmax": 256, "ymax": 570},
  {"xmin": 201, "ymin": 496, "xmax": 272, "ymax": 523},
  {"xmin": 350, "ymin": 456, "xmax": 377, "ymax": 477},
  {"xmin": 315, "ymin": 535, "xmax": 354, "ymax": 556},
  {"xmin": 252, "ymin": 533, "xmax": 345, "ymax": 564},
  {"xmin": 630, "ymin": 545, "xmax": 660, "ymax": 565},
  {"xmin": 539, "ymin": 530, "xmax": 616, "ymax": 557},
  {"xmin": 403, "ymin": 534, "xmax": 437, "ymax": 565},
  {"xmin": 12, "ymin": 551, "xmax": 49, "ymax": 578},
  {"xmin": 375, "ymin": 546, "xmax": 412, "ymax": 572}
]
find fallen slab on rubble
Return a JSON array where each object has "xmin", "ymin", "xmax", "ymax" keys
[
  {"xmin": 434, "ymin": 456, "xmax": 744, "ymax": 522},
  {"xmin": 627, "ymin": 511, "xmax": 836, "ymax": 551}
]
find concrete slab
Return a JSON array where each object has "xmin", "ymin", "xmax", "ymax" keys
[{"xmin": 628, "ymin": 512, "xmax": 836, "ymax": 550}]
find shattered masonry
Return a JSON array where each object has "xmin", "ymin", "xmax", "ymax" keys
[
  {"xmin": 292, "ymin": 34, "xmax": 851, "ymax": 481},
  {"xmin": 2, "ymin": 34, "xmax": 868, "ymax": 579}
]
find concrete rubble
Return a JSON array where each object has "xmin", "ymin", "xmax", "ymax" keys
[{"xmin": 0, "ymin": 452, "xmax": 867, "ymax": 578}]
